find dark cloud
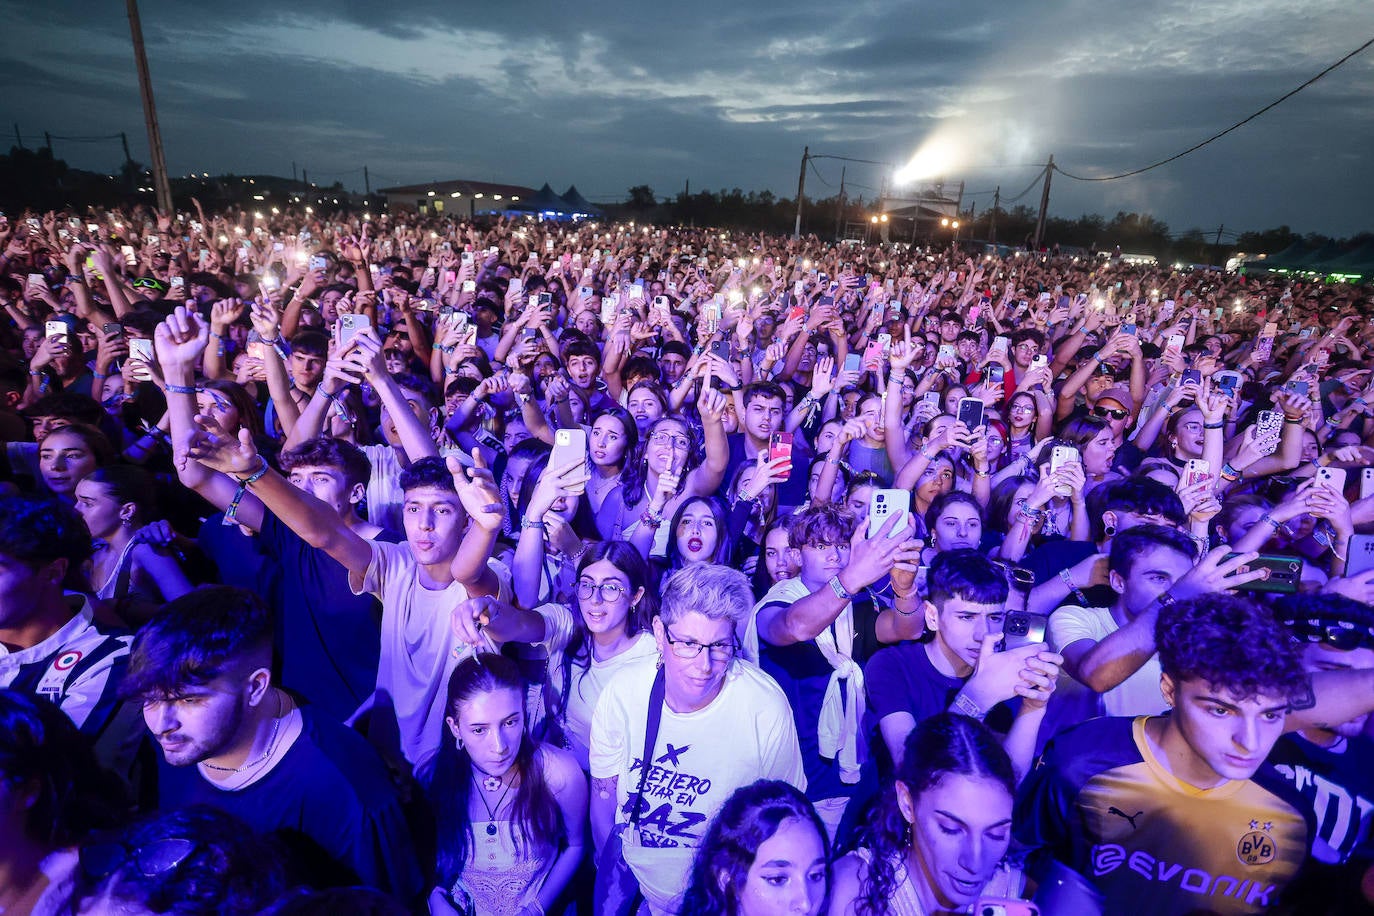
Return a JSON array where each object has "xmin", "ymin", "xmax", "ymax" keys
[{"xmin": 1, "ymin": 0, "xmax": 1372, "ymax": 233}]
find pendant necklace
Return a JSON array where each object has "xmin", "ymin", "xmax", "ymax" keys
[{"xmin": 474, "ymin": 770, "xmax": 515, "ymax": 837}]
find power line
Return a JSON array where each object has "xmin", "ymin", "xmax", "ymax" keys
[
  {"xmin": 1002, "ymin": 165, "xmax": 1049, "ymax": 204},
  {"xmin": 806, "ymin": 158, "xmax": 836, "ymax": 188},
  {"xmin": 1055, "ymin": 35, "xmax": 1374, "ymax": 182}
]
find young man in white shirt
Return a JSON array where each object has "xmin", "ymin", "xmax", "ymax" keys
[
  {"xmin": 186, "ymin": 414, "xmax": 535, "ymax": 774},
  {"xmin": 1050, "ymin": 524, "xmax": 1268, "ymax": 719}
]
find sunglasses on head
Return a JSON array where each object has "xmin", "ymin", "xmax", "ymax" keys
[
  {"xmin": 1285, "ymin": 617, "xmax": 1374, "ymax": 652},
  {"xmin": 1092, "ymin": 405, "xmax": 1129, "ymax": 421},
  {"xmin": 81, "ymin": 837, "xmax": 198, "ymax": 880},
  {"xmin": 132, "ymin": 278, "xmax": 167, "ymax": 291}
]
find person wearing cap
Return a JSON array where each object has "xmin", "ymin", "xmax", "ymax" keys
[
  {"xmin": 1055, "ymin": 329, "xmax": 1146, "ymax": 426},
  {"xmin": 1268, "ymin": 593, "xmax": 1374, "ymax": 910},
  {"xmin": 471, "ymin": 298, "xmax": 503, "ymax": 360}
]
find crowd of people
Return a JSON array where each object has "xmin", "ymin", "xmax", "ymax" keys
[{"xmin": 1, "ymin": 201, "xmax": 1374, "ymax": 916}]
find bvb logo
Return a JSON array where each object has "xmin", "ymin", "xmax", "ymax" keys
[{"xmin": 1237, "ymin": 831, "xmax": 1276, "ymax": 866}]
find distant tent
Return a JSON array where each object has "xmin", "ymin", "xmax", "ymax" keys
[
  {"xmin": 1255, "ymin": 241, "xmax": 1315, "ymax": 271},
  {"xmin": 518, "ymin": 183, "xmax": 573, "ymax": 216},
  {"xmin": 1316, "ymin": 241, "xmax": 1374, "ymax": 277},
  {"xmin": 1283, "ymin": 241, "xmax": 1345, "ymax": 271},
  {"xmin": 560, "ymin": 185, "xmax": 603, "ymax": 216}
]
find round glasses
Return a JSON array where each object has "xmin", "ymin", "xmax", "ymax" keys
[{"xmin": 577, "ymin": 580, "xmax": 629, "ymax": 603}]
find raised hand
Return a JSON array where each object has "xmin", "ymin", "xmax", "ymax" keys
[
  {"xmin": 153, "ymin": 306, "xmax": 210, "ymax": 375},
  {"xmin": 447, "ymin": 450, "xmax": 504, "ymax": 531},
  {"xmin": 210, "ymin": 298, "xmax": 246, "ymax": 333},
  {"xmin": 186, "ymin": 414, "xmax": 262, "ymax": 477}
]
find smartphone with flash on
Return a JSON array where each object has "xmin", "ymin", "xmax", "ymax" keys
[{"xmin": 999, "ymin": 612, "xmax": 1049, "ymax": 652}]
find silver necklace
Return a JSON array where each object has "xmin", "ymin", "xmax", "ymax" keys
[{"xmin": 202, "ymin": 693, "xmax": 284, "ymax": 773}]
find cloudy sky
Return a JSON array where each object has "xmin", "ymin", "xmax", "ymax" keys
[{"xmin": 3, "ymin": 0, "xmax": 1373, "ymax": 237}]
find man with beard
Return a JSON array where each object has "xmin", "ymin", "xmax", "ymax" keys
[{"xmin": 126, "ymin": 586, "xmax": 422, "ymax": 899}]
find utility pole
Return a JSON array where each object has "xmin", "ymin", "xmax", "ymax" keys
[
  {"xmin": 364, "ymin": 165, "xmax": 371, "ymax": 195},
  {"xmin": 44, "ymin": 132, "xmax": 52, "ymax": 152},
  {"xmin": 126, "ymin": 0, "xmax": 173, "ymax": 214},
  {"xmin": 834, "ymin": 165, "xmax": 846, "ymax": 241},
  {"xmin": 12, "ymin": 123, "xmax": 23, "ymax": 149},
  {"xmin": 302, "ymin": 168, "xmax": 308, "ymax": 188},
  {"xmin": 989, "ymin": 186, "xmax": 1000, "ymax": 243},
  {"xmin": 793, "ymin": 146, "xmax": 808, "ymax": 239},
  {"xmin": 1213, "ymin": 224, "xmax": 1224, "ymax": 265},
  {"xmin": 1033, "ymin": 155, "xmax": 1054, "ymax": 251},
  {"xmin": 292, "ymin": 161, "xmax": 298, "ymax": 183}
]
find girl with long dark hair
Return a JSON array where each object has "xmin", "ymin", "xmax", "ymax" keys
[
  {"xmin": 427, "ymin": 654, "xmax": 586, "ymax": 916},
  {"xmin": 536, "ymin": 542, "xmax": 659, "ymax": 771},
  {"xmin": 680, "ymin": 779, "xmax": 830, "ymax": 916},
  {"xmin": 829, "ymin": 714, "xmax": 1024, "ymax": 916}
]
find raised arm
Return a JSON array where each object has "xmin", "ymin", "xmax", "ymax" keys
[
  {"xmin": 249, "ymin": 300, "xmax": 302, "ymax": 437},
  {"xmin": 446, "ymin": 452, "xmax": 506, "ymax": 597},
  {"xmin": 189, "ymin": 418, "xmax": 373, "ymax": 574},
  {"xmin": 354, "ymin": 329, "xmax": 440, "ymax": 461},
  {"xmin": 685, "ymin": 388, "xmax": 730, "ymax": 496}
]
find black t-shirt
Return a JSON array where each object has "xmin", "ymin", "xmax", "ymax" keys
[
  {"xmin": 196, "ymin": 510, "xmax": 280, "ymax": 596},
  {"xmin": 157, "ymin": 707, "xmax": 422, "ymax": 898},
  {"xmin": 259, "ymin": 512, "xmax": 402, "ymax": 721},
  {"xmin": 721, "ymin": 432, "xmax": 811, "ymax": 511},
  {"xmin": 864, "ymin": 640, "xmax": 1016, "ymax": 735},
  {"xmin": 1269, "ymin": 732, "xmax": 1374, "ymax": 865}
]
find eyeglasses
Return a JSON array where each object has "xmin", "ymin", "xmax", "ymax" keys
[
  {"xmin": 663, "ymin": 626, "xmax": 737, "ymax": 661},
  {"xmin": 577, "ymin": 579, "xmax": 629, "ymax": 603},
  {"xmin": 649, "ymin": 432, "xmax": 692, "ymax": 451},
  {"xmin": 81, "ymin": 838, "xmax": 198, "ymax": 880},
  {"xmin": 1285, "ymin": 617, "xmax": 1374, "ymax": 651},
  {"xmin": 1092, "ymin": 406, "xmax": 1130, "ymax": 421}
]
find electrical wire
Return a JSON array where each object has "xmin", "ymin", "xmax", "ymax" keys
[
  {"xmin": 1055, "ymin": 35, "xmax": 1374, "ymax": 182},
  {"xmin": 1002, "ymin": 165, "xmax": 1049, "ymax": 204},
  {"xmin": 806, "ymin": 158, "xmax": 836, "ymax": 188}
]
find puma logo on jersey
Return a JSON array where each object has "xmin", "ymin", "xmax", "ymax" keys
[{"xmin": 1108, "ymin": 807, "xmax": 1143, "ymax": 830}]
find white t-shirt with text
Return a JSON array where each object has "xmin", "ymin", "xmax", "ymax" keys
[{"xmin": 590, "ymin": 655, "xmax": 806, "ymax": 916}]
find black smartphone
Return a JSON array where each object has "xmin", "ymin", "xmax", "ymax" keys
[{"xmin": 957, "ymin": 397, "xmax": 986, "ymax": 429}]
